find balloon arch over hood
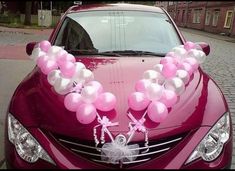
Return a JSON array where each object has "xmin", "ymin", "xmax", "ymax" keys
[{"xmin": 30, "ymin": 40, "xmax": 206, "ymax": 163}]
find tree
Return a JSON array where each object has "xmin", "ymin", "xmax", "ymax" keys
[{"xmin": 24, "ymin": 1, "xmax": 32, "ymax": 25}]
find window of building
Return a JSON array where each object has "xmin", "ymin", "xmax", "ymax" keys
[
  {"xmin": 182, "ymin": 10, "xmax": 185, "ymax": 22},
  {"xmin": 177, "ymin": 10, "xmax": 180, "ymax": 21},
  {"xmin": 168, "ymin": 1, "xmax": 173, "ymax": 5},
  {"xmin": 193, "ymin": 9, "xmax": 201, "ymax": 24},
  {"xmin": 212, "ymin": 10, "xmax": 220, "ymax": 26},
  {"xmin": 205, "ymin": 10, "xmax": 211, "ymax": 25},
  {"xmin": 188, "ymin": 9, "xmax": 191, "ymax": 23},
  {"xmin": 224, "ymin": 10, "xmax": 233, "ymax": 28}
]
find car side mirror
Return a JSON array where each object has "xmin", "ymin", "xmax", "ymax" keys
[
  {"xmin": 195, "ymin": 42, "xmax": 210, "ymax": 56},
  {"xmin": 26, "ymin": 42, "xmax": 37, "ymax": 56}
]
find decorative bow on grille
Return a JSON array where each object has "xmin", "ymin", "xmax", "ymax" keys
[
  {"xmin": 93, "ymin": 115, "xmax": 119, "ymax": 148},
  {"xmin": 127, "ymin": 112, "xmax": 149, "ymax": 153},
  {"xmin": 101, "ymin": 134, "xmax": 139, "ymax": 164}
]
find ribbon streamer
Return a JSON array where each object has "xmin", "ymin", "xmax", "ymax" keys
[
  {"xmin": 127, "ymin": 111, "xmax": 149, "ymax": 153},
  {"xmin": 93, "ymin": 114, "xmax": 119, "ymax": 149}
]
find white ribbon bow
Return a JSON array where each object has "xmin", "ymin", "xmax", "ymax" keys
[
  {"xmin": 93, "ymin": 115, "xmax": 119, "ymax": 148},
  {"xmin": 101, "ymin": 134, "xmax": 139, "ymax": 164}
]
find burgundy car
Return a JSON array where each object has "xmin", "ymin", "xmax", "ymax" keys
[{"xmin": 5, "ymin": 3, "xmax": 232, "ymax": 169}]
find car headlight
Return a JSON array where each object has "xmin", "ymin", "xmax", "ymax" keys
[
  {"xmin": 185, "ymin": 112, "xmax": 230, "ymax": 164},
  {"xmin": 8, "ymin": 113, "xmax": 55, "ymax": 165}
]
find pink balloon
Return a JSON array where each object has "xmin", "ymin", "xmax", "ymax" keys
[
  {"xmin": 39, "ymin": 40, "xmax": 51, "ymax": 52},
  {"xmin": 57, "ymin": 53, "xmax": 76, "ymax": 65},
  {"xmin": 64, "ymin": 93, "xmax": 83, "ymax": 112},
  {"xmin": 128, "ymin": 92, "xmax": 150, "ymax": 111},
  {"xmin": 178, "ymin": 62, "xmax": 193, "ymax": 76},
  {"xmin": 184, "ymin": 41, "xmax": 195, "ymax": 51},
  {"xmin": 94, "ymin": 92, "xmax": 116, "ymax": 112},
  {"xmin": 56, "ymin": 50, "xmax": 68, "ymax": 63},
  {"xmin": 135, "ymin": 79, "xmax": 151, "ymax": 92},
  {"xmin": 41, "ymin": 59, "xmax": 58, "ymax": 75},
  {"xmin": 162, "ymin": 63, "xmax": 177, "ymax": 78},
  {"xmin": 76, "ymin": 103, "xmax": 97, "ymax": 124},
  {"xmin": 60, "ymin": 61, "xmax": 76, "ymax": 78},
  {"xmin": 66, "ymin": 54, "xmax": 76, "ymax": 63},
  {"xmin": 183, "ymin": 57, "xmax": 199, "ymax": 71},
  {"xmin": 86, "ymin": 81, "xmax": 103, "ymax": 94},
  {"xmin": 159, "ymin": 90, "xmax": 177, "ymax": 108},
  {"xmin": 147, "ymin": 101, "xmax": 168, "ymax": 123},
  {"xmin": 160, "ymin": 57, "xmax": 178, "ymax": 65},
  {"xmin": 36, "ymin": 55, "xmax": 49, "ymax": 68}
]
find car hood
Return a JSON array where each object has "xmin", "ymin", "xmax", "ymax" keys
[{"xmin": 10, "ymin": 56, "xmax": 227, "ymax": 141}]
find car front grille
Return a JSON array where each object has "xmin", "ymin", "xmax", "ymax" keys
[{"xmin": 49, "ymin": 131, "xmax": 188, "ymax": 168}]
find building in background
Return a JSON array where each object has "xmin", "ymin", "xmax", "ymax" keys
[
  {"xmin": 154, "ymin": 1, "xmax": 168, "ymax": 10},
  {"xmin": 167, "ymin": 1, "xmax": 235, "ymax": 37}
]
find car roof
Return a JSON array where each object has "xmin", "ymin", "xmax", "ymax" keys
[{"xmin": 68, "ymin": 3, "xmax": 165, "ymax": 14}]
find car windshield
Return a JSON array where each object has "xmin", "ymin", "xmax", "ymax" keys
[{"xmin": 54, "ymin": 10, "xmax": 182, "ymax": 56}]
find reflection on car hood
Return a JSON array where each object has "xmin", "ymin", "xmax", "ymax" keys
[{"xmin": 10, "ymin": 56, "xmax": 227, "ymax": 141}]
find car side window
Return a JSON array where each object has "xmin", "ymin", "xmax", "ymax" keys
[{"xmin": 54, "ymin": 17, "xmax": 95, "ymax": 51}]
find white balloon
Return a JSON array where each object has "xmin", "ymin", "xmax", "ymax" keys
[
  {"xmin": 196, "ymin": 51, "xmax": 206, "ymax": 64},
  {"xmin": 81, "ymin": 85, "xmax": 98, "ymax": 103},
  {"xmin": 47, "ymin": 46, "xmax": 62, "ymax": 59},
  {"xmin": 143, "ymin": 70, "xmax": 161, "ymax": 81},
  {"xmin": 72, "ymin": 62, "xmax": 86, "ymax": 82},
  {"xmin": 78, "ymin": 69, "xmax": 94, "ymax": 83},
  {"xmin": 172, "ymin": 47, "xmax": 187, "ymax": 59},
  {"xmin": 146, "ymin": 83, "xmax": 164, "ymax": 101},
  {"xmin": 194, "ymin": 44, "xmax": 203, "ymax": 51},
  {"xmin": 164, "ymin": 77, "xmax": 185, "ymax": 96},
  {"xmin": 176, "ymin": 70, "xmax": 190, "ymax": 85},
  {"xmin": 54, "ymin": 76, "xmax": 73, "ymax": 95},
  {"xmin": 30, "ymin": 47, "xmax": 46, "ymax": 61},
  {"xmin": 187, "ymin": 49, "xmax": 206, "ymax": 64},
  {"xmin": 47, "ymin": 70, "xmax": 61, "ymax": 86},
  {"xmin": 187, "ymin": 49, "xmax": 200, "ymax": 58},
  {"xmin": 153, "ymin": 64, "xmax": 163, "ymax": 73}
]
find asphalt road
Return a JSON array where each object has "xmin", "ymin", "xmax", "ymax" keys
[{"xmin": 0, "ymin": 27, "xmax": 235, "ymax": 169}]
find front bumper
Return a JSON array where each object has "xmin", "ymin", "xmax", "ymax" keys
[{"xmin": 4, "ymin": 124, "xmax": 233, "ymax": 169}]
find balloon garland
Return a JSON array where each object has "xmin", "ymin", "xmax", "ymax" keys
[
  {"xmin": 128, "ymin": 42, "xmax": 206, "ymax": 123},
  {"xmin": 30, "ymin": 40, "xmax": 206, "ymax": 163}
]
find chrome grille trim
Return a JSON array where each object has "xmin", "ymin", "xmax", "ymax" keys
[
  {"xmin": 71, "ymin": 148, "xmax": 104, "ymax": 157},
  {"xmin": 131, "ymin": 147, "xmax": 170, "ymax": 157},
  {"xmin": 129, "ymin": 137, "xmax": 182, "ymax": 151},
  {"xmin": 59, "ymin": 138, "xmax": 101, "ymax": 150},
  {"xmin": 92, "ymin": 158, "xmax": 151, "ymax": 164},
  {"xmin": 70, "ymin": 147, "xmax": 170, "ymax": 158},
  {"xmin": 58, "ymin": 137, "xmax": 182, "ymax": 152}
]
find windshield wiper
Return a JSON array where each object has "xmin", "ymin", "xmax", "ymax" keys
[
  {"xmin": 67, "ymin": 49, "xmax": 121, "ymax": 57},
  {"xmin": 101, "ymin": 50, "xmax": 165, "ymax": 57}
]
